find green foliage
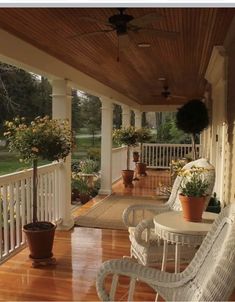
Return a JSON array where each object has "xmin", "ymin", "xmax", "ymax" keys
[
  {"xmin": 87, "ymin": 147, "xmax": 101, "ymax": 161},
  {"xmin": 112, "ymin": 127, "xmax": 138, "ymax": 147},
  {"xmin": 4, "ymin": 116, "xmax": 71, "ymax": 163},
  {"xmin": 176, "ymin": 99, "xmax": 209, "ymax": 135},
  {"xmin": 136, "ymin": 127, "xmax": 152, "ymax": 143},
  {"xmin": 0, "ymin": 64, "xmax": 52, "ymax": 132},
  {"xmin": 178, "ymin": 166, "xmax": 209, "ymax": 197},
  {"xmin": 71, "ymin": 176, "xmax": 90, "ymax": 194},
  {"xmin": 156, "ymin": 116, "xmax": 191, "ymax": 144},
  {"xmin": 79, "ymin": 159, "xmax": 99, "ymax": 174}
]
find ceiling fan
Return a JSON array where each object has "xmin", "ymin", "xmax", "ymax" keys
[
  {"xmin": 152, "ymin": 83, "xmax": 186, "ymax": 101},
  {"xmin": 71, "ymin": 8, "xmax": 179, "ymax": 49}
]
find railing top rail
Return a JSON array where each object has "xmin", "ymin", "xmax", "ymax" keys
[
  {"xmin": 0, "ymin": 161, "xmax": 61, "ymax": 185},
  {"xmin": 112, "ymin": 146, "xmax": 127, "ymax": 152},
  {"xmin": 143, "ymin": 143, "xmax": 201, "ymax": 147}
]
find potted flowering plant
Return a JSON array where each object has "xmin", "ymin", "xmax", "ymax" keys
[
  {"xmin": 178, "ymin": 166, "xmax": 209, "ymax": 222},
  {"xmin": 112, "ymin": 127, "xmax": 138, "ymax": 187},
  {"xmin": 4, "ymin": 116, "xmax": 71, "ymax": 262},
  {"xmin": 135, "ymin": 127, "xmax": 152, "ymax": 176}
]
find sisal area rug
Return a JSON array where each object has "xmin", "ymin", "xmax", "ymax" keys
[{"xmin": 74, "ymin": 194, "xmax": 166, "ymax": 230}]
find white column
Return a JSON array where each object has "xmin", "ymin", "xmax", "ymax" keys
[
  {"xmin": 52, "ymin": 79, "xmax": 74, "ymax": 230},
  {"xmin": 134, "ymin": 110, "xmax": 142, "ymax": 129},
  {"xmin": 99, "ymin": 97, "xmax": 113, "ymax": 195},
  {"xmin": 122, "ymin": 104, "xmax": 131, "ymax": 128}
]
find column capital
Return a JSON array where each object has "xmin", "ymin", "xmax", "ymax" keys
[
  {"xmin": 100, "ymin": 97, "xmax": 113, "ymax": 109},
  {"xmin": 121, "ymin": 104, "xmax": 130, "ymax": 113}
]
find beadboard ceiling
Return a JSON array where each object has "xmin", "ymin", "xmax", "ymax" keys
[{"xmin": 0, "ymin": 8, "xmax": 234, "ymax": 105}]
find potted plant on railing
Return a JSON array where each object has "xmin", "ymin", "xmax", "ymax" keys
[
  {"xmin": 178, "ymin": 166, "xmax": 209, "ymax": 222},
  {"xmin": 112, "ymin": 127, "xmax": 138, "ymax": 187},
  {"xmin": 4, "ymin": 116, "xmax": 71, "ymax": 264},
  {"xmin": 135, "ymin": 127, "xmax": 152, "ymax": 176}
]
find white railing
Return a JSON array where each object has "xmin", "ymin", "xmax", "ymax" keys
[
  {"xmin": 142, "ymin": 143, "xmax": 201, "ymax": 169},
  {"xmin": 112, "ymin": 146, "xmax": 127, "ymax": 183},
  {"xmin": 0, "ymin": 162, "xmax": 61, "ymax": 263}
]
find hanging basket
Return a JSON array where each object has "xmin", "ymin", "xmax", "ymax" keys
[{"xmin": 179, "ymin": 194, "xmax": 206, "ymax": 222}]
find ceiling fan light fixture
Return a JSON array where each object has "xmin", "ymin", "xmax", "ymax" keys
[{"xmin": 138, "ymin": 42, "xmax": 151, "ymax": 48}]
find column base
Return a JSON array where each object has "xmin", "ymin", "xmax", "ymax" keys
[
  {"xmin": 98, "ymin": 188, "xmax": 112, "ymax": 195},
  {"xmin": 56, "ymin": 218, "xmax": 74, "ymax": 231}
]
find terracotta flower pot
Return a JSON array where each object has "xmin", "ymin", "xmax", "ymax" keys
[
  {"xmin": 122, "ymin": 170, "xmax": 134, "ymax": 188},
  {"xmin": 133, "ymin": 152, "xmax": 139, "ymax": 163},
  {"xmin": 179, "ymin": 194, "xmax": 206, "ymax": 222},
  {"xmin": 136, "ymin": 162, "xmax": 147, "ymax": 176},
  {"xmin": 23, "ymin": 221, "xmax": 56, "ymax": 259}
]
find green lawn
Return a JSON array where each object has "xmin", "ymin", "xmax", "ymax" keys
[{"xmin": 0, "ymin": 150, "xmax": 49, "ymax": 176}]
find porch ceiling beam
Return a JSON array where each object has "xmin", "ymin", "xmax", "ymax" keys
[{"xmin": 0, "ymin": 28, "xmax": 140, "ymax": 109}]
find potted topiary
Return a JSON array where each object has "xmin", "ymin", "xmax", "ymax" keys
[
  {"xmin": 4, "ymin": 116, "xmax": 71, "ymax": 264},
  {"xmin": 113, "ymin": 127, "xmax": 138, "ymax": 187},
  {"xmin": 176, "ymin": 99, "xmax": 209, "ymax": 160},
  {"xmin": 135, "ymin": 127, "xmax": 152, "ymax": 176}
]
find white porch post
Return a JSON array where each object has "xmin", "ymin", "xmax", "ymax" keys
[
  {"xmin": 52, "ymin": 79, "xmax": 74, "ymax": 230},
  {"xmin": 122, "ymin": 105, "xmax": 131, "ymax": 128},
  {"xmin": 134, "ymin": 110, "xmax": 142, "ymax": 128},
  {"xmin": 99, "ymin": 97, "xmax": 113, "ymax": 195}
]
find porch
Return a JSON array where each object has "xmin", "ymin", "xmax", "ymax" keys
[{"xmin": 0, "ymin": 7, "xmax": 234, "ymax": 301}]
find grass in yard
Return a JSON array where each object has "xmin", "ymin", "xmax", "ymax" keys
[{"xmin": 0, "ymin": 150, "xmax": 49, "ymax": 176}]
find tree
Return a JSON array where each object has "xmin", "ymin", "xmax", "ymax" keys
[
  {"xmin": 113, "ymin": 104, "xmax": 122, "ymax": 129},
  {"xmin": 80, "ymin": 93, "xmax": 101, "ymax": 145},
  {"xmin": 176, "ymin": 99, "xmax": 209, "ymax": 159},
  {"xmin": 0, "ymin": 63, "xmax": 52, "ymax": 134}
]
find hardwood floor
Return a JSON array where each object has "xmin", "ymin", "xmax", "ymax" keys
[{"xmin": 0, "ymin": 170, "xmax": 234, "ymax": 301}]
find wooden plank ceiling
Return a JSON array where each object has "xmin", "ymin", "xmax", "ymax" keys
[{"xmin": 0, "ymin": 8, "xmax": 234, "ymax": 105}]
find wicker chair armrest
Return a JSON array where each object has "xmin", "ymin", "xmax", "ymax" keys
[
  {"xmin": 96, "ymin": 259, "xmax": 187, "ymax": 301},
  {"xmin": 133, "ymin": 219, "xmax": 155, "ymax": 248},
  {"xmin": 122, "ymin": 203, "xmax": 169, "ymax": 227}
]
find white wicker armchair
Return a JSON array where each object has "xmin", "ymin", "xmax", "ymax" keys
[
  {"xmin": 96, "ymin": 203, "xmax": 235, "ymax": 301},
  {"xmin": 123, "ymin": 158, "xmax": 215, "ymax": 266}
]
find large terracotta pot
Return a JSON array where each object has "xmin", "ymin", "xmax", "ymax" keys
[
  {"xmin": 23, "ymin": 221, "xmax": 56, "ymax": 259},
  {"xmin": 136, "ymin": 162, "xmax": 147, "ymax": 176},
  {"xmin": 179, "ymin": 194, "xmax": 206, "ymax": 222},
  {"xmin": 122, "ymin": 170, "xmax": 134, "ymax": 188}
]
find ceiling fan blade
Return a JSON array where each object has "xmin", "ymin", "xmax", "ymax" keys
[
  {"xmin": 118, "ymin": 34, "xmax": 130, "ymax": 49},
  {"xmin": 76, "ymin": 16, "xmax": 112, "ymax": 27},
  {"xmin": 138, "ymin": 29, "xmax": 179, "ymax": 38},
  {"xmin": 129, "ymin": 13, "xmax": 163, "ymax": 27},
  {"xmin": 69, "ymin": 29, "xmax": 115, "ymax": 39}
]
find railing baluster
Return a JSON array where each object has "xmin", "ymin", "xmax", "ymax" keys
[
  {"xmin": 48, "ymin": 172, "xmax": 52, "ymax": 221},
  {"xmin": 15, "ymin": 181, "xmax": 21, "ymax": 247},
  {"xmin": 20, "ymin": 178, "xmax": 26, "ymax": 243},
  {"xmin": 9, "ymin": 182, "xmax": 15, "ymax": 251},
  {"xmin": 26, "ymin": 177, "xmax": 31, "ymax": 224},
  {"xmin": 2, "ymin": 185, "xmax": 9, "ymax": 255}
]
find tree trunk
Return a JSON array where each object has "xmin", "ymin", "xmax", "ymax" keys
[
  {"xmin": 191, "ymin": 133, "xmax": 197, "ymax": 160},
  {"xmin": 32, "ymin": 159, "xmax": 38, "ymax": 223},
  {"xmin": 140, "ymin": 142, "xmax": 143, "ymax": 163},
  {"xmin": 127, "ymin": 146, "xmax": 130, "ymax": 170}
]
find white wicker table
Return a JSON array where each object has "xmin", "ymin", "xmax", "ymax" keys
[{"xmin": 154, "ymin": 211, "xmax": 218, "ymax": 273}]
